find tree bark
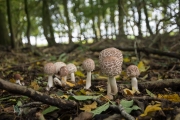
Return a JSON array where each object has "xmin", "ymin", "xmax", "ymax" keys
[
  {"xmin": 135, "ymin": 0, "xmax": 142, "ymax": 37},
  {"xmin": 6, "ymin": 0, "xmax": 14, "ymax": 48},
  {"xmin": 118, "ymin": 0, "xmax": 125, "ymax": 36},
  {"xmin": 0, "ymin": 78, "xmax": 77, "ymax": 109},
  {"xmin": 63, "ymin": 0, "xmax": 73, "ymax": 44},
  {"xmin": 24, "ymin": 0, "xmax": 31, "ymax": 46},
  {"xmin": 42, "ymin": 0, "xmax": 56, "ymax": 46},
  {"xmin": 143, "ymin": 0, "xmax": 153, "ymax": 35}
]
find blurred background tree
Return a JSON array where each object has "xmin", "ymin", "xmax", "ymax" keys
[{"xmin": 0, "ymin": 0, "xmax": 179, "ymax": 49}]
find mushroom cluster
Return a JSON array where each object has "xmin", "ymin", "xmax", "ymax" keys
[{"xmin": 99, "ymin": 47, "xmax": 123, "ymax": 95}]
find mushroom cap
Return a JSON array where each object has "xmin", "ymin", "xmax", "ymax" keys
[
  {"xmin": 101, "ymin": 56, "xmax": 122, "ymax": 77},
  {"xmin": 44, "ymin": 62, "xmax": 56, "ymax": 75},
  {"xmin": 126, "ymin": 65, "xmax": 140, "ymax": 77},
  {"xmin": 59, "ymin": 66, "xmax": 69, "ymax": 77},
  {"xmin": 67, "ymin": 63, "xmax": 77, "ymax": 74},
  {"xmin": 14, "ymin": 74, "xmax": 23, "ymax": 80},
  {"xmin": 54, "ymin": 62, "xmax": 66, "ymax": 74},
  {"xmin": 82, "ymin": 58, "xmax": 95, "ymax": 72},
  {"xmin": 99, "ymin": 47, "xmax": 123, "ymax": 65}
]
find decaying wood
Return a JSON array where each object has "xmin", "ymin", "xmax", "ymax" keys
[
  {"xmin": 0, "ymin": 78, "xmax": 77, "ymax": 109},
  {"xmin": 90, "ymin": 47, "xmax": 180, "ymax": 59},
  {"xmin": 117, "ymin": 79, "xmax": 180, "ymax": 91}
]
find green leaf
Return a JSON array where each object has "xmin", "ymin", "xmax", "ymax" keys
[
  {"xmin": 16, "ymin": 101, "xmax": 22, "ymax": 107},
  {"xmin": 124, "ymin": 105, "xmax": 141, "ymax": 114},
  {"xmin": 91, "ymin": 102, "xmax": 109, "ymax": 116},
  {"xmin": 120, "ymin": 99, "xmax": 133, "ymax": 108},
  {"xmin": 146, "ymin": 89, "xmax": 157, "ymax": 98},
  {"xmin": 42, "ymin": 106, "xmax": 59, "ymax": 115},
  {"xmin": 69, "ymin": 95, "xmax": 100, "ymax": 101}
]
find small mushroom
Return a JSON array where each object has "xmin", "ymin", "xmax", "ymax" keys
[
  {"xmin": 54, "ymin": 62, "xmax": 68, "ymax": 86},
  {"xmin": 44, "ymin": 62, "xmax": 56, "ymax": 90},
  {"xmin": 126, "ymin": 65, "xmax": 140, "ymax": 91},
  {"xmin": 101, "ymin": 56, "xmax": 122, "ymax": 95},
  {"xmin": 99, "ymin": 47, "xmax": 123, "ymax": 95},
  {"xmin": 82, "ymin": 58, "xmax": 95, "ymax": 89},
  {"xmin": 14, "ymin": 74, "xmax": 23, "ymax": 85},
  {"xmin": 59, "ymin": 66, "xmax": 69, "ymax": 86},
  {"xmin": 67, "ymin": 63, "xmax": 77, "ymax": 82}
]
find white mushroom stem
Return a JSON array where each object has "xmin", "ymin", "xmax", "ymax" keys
[
  {"xmin": 131, "ymin": 77, "xmax": 138, "ymax": 91},
  {"xmin": 16, "ymin": 80, "xmax": 22, "ymax": 85},
  {"xmin": 85, "ymin": 71, "xmax": 91, "ymax": 89},
  {"xmin": 70, "ymin": 73, "xmax": 75, "ymax": 82},
  {"xmin": 107, "ymin": 79, "xmax": 111, "ymax": 95},
  {"xmin": 53, "ymin": 77, "xmax": 62, "ymax": 86},
  {"xmin": 109, "ymin": 76, "xmax": 118, "ymax": 95},
  {"xmin": 47, "ymin": 75, "xmax": 54, "ymax": 89}
]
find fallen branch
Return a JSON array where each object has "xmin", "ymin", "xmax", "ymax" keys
[
  {"xmin": 0, "ymin": 78, "xmax": 77, "ymax": 109},
  {"xmin": 90, "ymin": 47, "xmax": 180, "ymax": 59}
]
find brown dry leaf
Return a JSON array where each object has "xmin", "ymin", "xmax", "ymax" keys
[
  {"xmin": 80, "ymin": 101, "xmax": 97, "ymax": 112},
  {"xmin": 77, "ymin": 79, "xmax": 86, "ymax": 85},
  {"xmin": 74, "ymin": 112, "xmax": 93, "ymax": 120},
  {"xmin": 4, "ymin": 106, "xmax": 14, "ymax": 113},
  {"xmin": 30, "ymin": 81, "xmax": 40, "ymax": 90}
]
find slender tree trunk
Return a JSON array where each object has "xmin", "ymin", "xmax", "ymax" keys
[
  {"xmin": 24, "ymin": 0, "xmax": 31, "ymax": 46},
  {"xmin": 178, "ymin": 0, "xmax": 180, "ymax": 32},
  {"xmin": 118, "ymin": 0, "xmax": 125, "ymax": 36},
  {"xmin": 97, "ymin": 15, "xmax": 102, "ymax": 40},
  {"xmin": 42, "ymin": 0, "xmax": 56, "ymax": 46},
  {"xmin": 143, "ymin": 0, "xmax": 153, "ymax": 35},
  {"xmin": 6, "ymin": 0, "xmax": 14, "ymax": 48},
  {"xmin": 135, "ymin": 1, "xmax": 142, "ymax": 37},
  {"xmin": 90, "ymin": 0, "xmax": 98, "ymax": 42},
  {"xmin": 63, "ymin": 0, "xmax": 73, "ymax": 44}
]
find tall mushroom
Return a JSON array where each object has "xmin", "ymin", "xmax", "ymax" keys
[
  {"xmin": 126, "ymin": 65, "xmax": 140, "ymax": 91},
  {"xmin": 54, "ymin": 62, "xmax": 68, "ymax": 86},
  {"xmin": 44, "ymin": 62, "xmax": 56, "ymax": 90},
  {"xmin": 100, "ymin": 56, "xmax": 122, "ymax": 95},
  {"xmin": 99, "ymin": 47, "xmax": 123, "ymax": 95},
  {"xmin": 67, "ymin": 63, "xmax": 77, "ymax": 82},
  {"xmin": 82, "ymin": 58, "xmax": 95, "ymax": 89}
]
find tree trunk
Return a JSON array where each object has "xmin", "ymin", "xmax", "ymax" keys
[
  {"xmin": 42, "ymin": 0, "xmax": 56, "ymax": 46},
  {"xmin": 135, "ymin": 1, "xmax": 142, "ymax": 37},
  {"xmin": 6, "ymin": 0, "xmax": 14, "ymax": 48},
  {"xmin": 118, "ymin": 0, "xmax": 125, "ymax": 36},
  {"xmin": 143, "ymin": 0, "xmax": 153, "ymax": 35},
  {"xmin": 24, "ymin": 0, "xmax": 31, "ymax": 46}
]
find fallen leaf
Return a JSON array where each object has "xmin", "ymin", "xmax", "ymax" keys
[
  {"xmin": 77, "ymin": 79, "xmax": 86, "ymax": 85},
  {"xmin": 140, "ymin": 103, "xmax": 162, "ymax": 117},
  {"xmin": 157, "ymin": 93, "xmax": 180, "ymax": 102},
  {"xmin": 123, "ymin": 57, "xmax": 131, "ymax": 63},
  {"xmin": 30, "ymin": 81, "xmax": 40, "ymax": 90},
  {"xmin": 75, "ymin": 70, "xmax": 85, "ymax": 77},
  {"xmin": 80, "ymin": 101, "xmax": 97, "ymax": 112},
  {"xmin": 123, "ymin": 88, "xmax": 135, "ymax": 95},
  {"xmin": 138, "ymin": 61, "xmax": 150, "ymax": 72},
  {"xmin": 66, "ymin": 81, "xmax": 75, "ymax": 87},
  {"xmin": 9, "ymin": 78, "xmax": 16, "ymax": 83},
  {"xmin": 146, "ymin": 89, "xmax": 157, "ymax": 98}
]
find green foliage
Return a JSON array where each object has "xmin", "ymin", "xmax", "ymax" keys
[
  {"xmin": 120, "ymin": 99, "xmax": 141, "ymax": 113},
  {"xmin": 42, "ymin": 106, "xmax": 59, "ymax": 115},
  {"xmin": 91, "ymin": 102, "xmax": 110, "ymax": 116},
  {"xmin": 69, "ymin": 95, "xmax": 100, "ymax": 101}
]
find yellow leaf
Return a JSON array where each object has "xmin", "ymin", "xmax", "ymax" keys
[
  {"xmin": 59, "ymin": 95, "xmax": 69, "ymax": 99},
  {"xmin": 80, "ymin": 101, "xmax": 97, "ymax": 112},
  {"xmin": 137, "ymin": 61, "xmax": 150, "ymax": 72},
  {"xmin": 36, "ymin": 62, "xmax": 40, "ymax": 65},
  {"xmin": 123, "ymin": 88, "xmax": 135, "ymax": 95},
  {"xmin": 30, "ymin": 81, "xmax": 39, "ymax": 90},
  {"xmin": 9, "ymin": 78, "xmax": 16, "ymax": 83},
  {"xmin": 123, "ymin": 57, "xmax": 131, "ymax": 63},
  {"xmin": 157, "ymin": 94, "xmax": 180, "ymax": 102},
  {"xmin": 75, "ymin": 70, "xmax": 85, "ymax": 77},
  {"xmin": 66, "ymin": 81, "xmax": 75, "ymax": 87},
  {"xmin": 140, "ymin": 104, "xmax": 162, "ymax": 117},
  {"xmin": 77, "ymin": 79, "xmax": 86, "ymax": 85}
]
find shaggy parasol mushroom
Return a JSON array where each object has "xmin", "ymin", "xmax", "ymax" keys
[
  {"xmin": 54, "ymin": 62, "xmax": 68, "ymax": 86},
  {"xmin": 59, "ymin": 66, "xmax": 69, "ymax": 86},
  {"xmin": 99, "ymin": 47, "xmax": 123, "ymax": 95},
  {"xmin": 101, "ymin": 56, "xmax": 122, "ymax": 95},
  {"xmin": 44, "ymin": 62, "xmax": 56, "ymax": 90},
  {"xmin": 99, "ymin": 47, "xmax": 123, "ymax": 66},
  {"xmin": 126, "ymin": 65, "xmax": 140, "ymax": 91},
  {"xmin": 67, "ymin": 63, "xmax": 77, "ymax": 82},
  {"xmin": 14, "ymin": 74, "xmax": 23, "ymax": 85},
  {"xmin": 82, "ymin": 58, "xmax": 95, "ymax": 89}
]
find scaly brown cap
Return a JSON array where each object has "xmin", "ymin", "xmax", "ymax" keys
[
  {"xmin": 99, "ymin": 47, "xmax": 123, "ymax": 65},
  {"xmin": 54, "ymin": 62, "xmax": 66, "ymax": 74},
  {"xmin": 101, "ymin": 56, "xmax": 122, "ymax": 77},
  {"xmin": 82, "ymin": 58, "xmax": 95, "ymax": 72},
  {"xmin": 67, "ymin": 63, "xmax": 77, "ymax": 74},
  {"xmin": 44, "ymin": 62, "xmax": 56, "ymax": 75},
  {"xmin": 126, "ymin": 65, "xmax": 140, "ymax": 77},
  {"xmin": 59, "ymin": 66, "xmax": 69, "ymax": 77}
]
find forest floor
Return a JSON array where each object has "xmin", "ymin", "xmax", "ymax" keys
[{"xmin": 0, "ymin": 41, "xmax": 180, "ymax": 120}]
